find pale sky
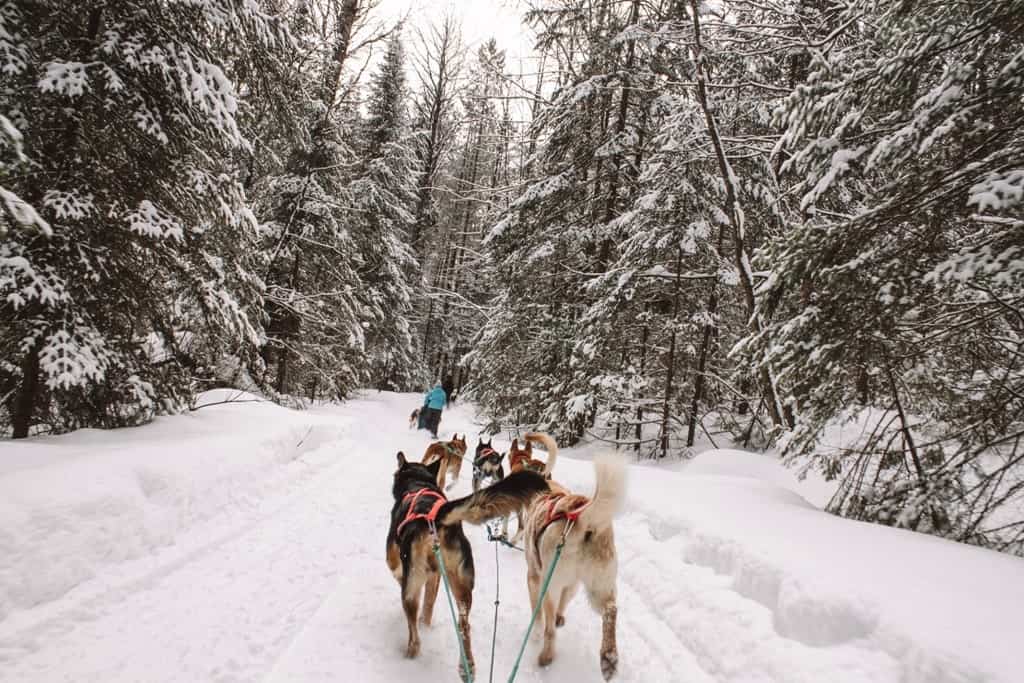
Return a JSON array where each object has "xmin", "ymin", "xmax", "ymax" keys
[{"xmin": 371, "ymin": 0, "xmax": 538, "ymax": 72}]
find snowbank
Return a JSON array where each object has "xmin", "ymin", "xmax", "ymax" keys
[
  {"xmin": 552, "ymin": 448, "xmax": 1024, "ymax": 683},
  {"xmin": 0, "ymin": 389, "xmax": 347, "ymax": 621}
]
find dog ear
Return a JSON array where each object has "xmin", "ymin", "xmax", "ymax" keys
[
  {"xmin": 426, "ymin": 458, "xmax": 442, "ymax": 478},
  {"xmin": 396, "ymin": 451, "xmax": 407, "ymax": 467},
  {"xmin": 526, "ymin": 440, "xmax": 533, "ymax": 452},
  {"xmin": 511, "ymin": 438, "xmax": 518, "ymax": 449}
]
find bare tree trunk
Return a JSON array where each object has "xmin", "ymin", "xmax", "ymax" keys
[
  {"xmin": 687, "ymin": 223, "xmax": 727, "ymax": 447},
  {"xmin": 689, "ymin": 0, "xmax": 790, "ymax": 430},
  {"xmin": 636, "ymin": 320, "xmax": 649, "ymax": 453},
  {"xmin": 660, "ymin": 248, "xmax": 684, "ymax": 458}
]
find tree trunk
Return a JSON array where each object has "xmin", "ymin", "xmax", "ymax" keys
[
  {"xmin": 660, "ymin": 248, "xmax": 684, "ymax": 458},
  {"xmin": 635, "ymin": 320, "xmax": 649, "ymax": 453},
  {"xmin": 12, "ymin": 337, "xmax": 42, "ymax": 439},
  {"xmin": 689, "ymin": 0, "xmax": 791, "ymax": 430}
]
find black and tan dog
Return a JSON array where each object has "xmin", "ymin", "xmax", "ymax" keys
[
  {"xmin": 422, "ymin": 434, "xmax": 467, "ymax": 489},
  {"xmin": 521, "ymin": 453, "xmax": 626, "ymax": 680},
  {"xmin": 471, "ymin": 438, "xmax": 505, "ymax": 493},
  {"xmin": 386, "ymin": 453, "xmax": 548, "ymax": 679}
]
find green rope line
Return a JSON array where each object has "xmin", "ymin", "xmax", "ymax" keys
[
  {"xmin": 432, "ymin": 533, "xmax": 474, "ymax": 682},
  {"xmin": 506, "ymin": 539, "xmax": 566, "ymax": 683},
  {"xmin": 488, "ymin": 539, "xmax": 500, "ymax": 683}
]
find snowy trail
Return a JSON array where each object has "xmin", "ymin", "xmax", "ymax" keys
[{"xmin": 2, "ymin": 392, "xmax": 1022, "ymax": 682}]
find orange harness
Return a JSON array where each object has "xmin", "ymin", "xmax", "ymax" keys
[{"xmin": 396, "ymin": 488, "xmax": 447, "ymax": 535}]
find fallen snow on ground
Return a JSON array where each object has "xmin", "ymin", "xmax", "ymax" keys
[{"xmin": 1, "ymin": 391, "xmax": 1022, "ymax": 682}]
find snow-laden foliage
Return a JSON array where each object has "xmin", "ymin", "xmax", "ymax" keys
[
  {"xmin": 1, "ymin": 0, "xmax": 280, "ymax": 434},
  {"xmin": 754, "ymin": 0, "xmax": 1024, "ymax": 553}
]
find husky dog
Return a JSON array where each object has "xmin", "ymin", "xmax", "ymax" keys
[
  {"xmin": 508, "ymin": 432, "xmax": 568, "ymax": 542},
  {"xmin": 386, "ymin": 453, "xmax": 548, "ymax": 680},
  {"xmin": 522, "ymin": 454, "xmax": 627, "ymax": 680},
  {"xmin": 471, "ymin": 438, "xmax": 505, "ymax": 493},
  {"xmin": 508, "ymin": 433, "xmax": 557, "ymax": 476},
  {"xmin": 421, "ymin": 434, "xmax": 467, "ymax": 489}
]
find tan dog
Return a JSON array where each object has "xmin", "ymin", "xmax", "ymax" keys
[
  {"xmin": 522, "ymin": 454, "xmax": 626, "ymax": 679},
  {"xmin": 422, "ymin": 434, "xmax": 467, "ymax": 489}
]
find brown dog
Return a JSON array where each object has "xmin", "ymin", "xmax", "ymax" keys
[
  {"xmin": 508, "ymin": 433, "xmax": 567, "ymax": 542},
  {"xmin": 522, "ymin": 454, "xmax": 626, "ymax": 679},
  {"xmin": 422, "ymin": 434, "xmax": 467, "ymax": 489},
  {"xmin": 386, "ymin": 453, "xmax": 549, "ymax": 680},
  {"xmin": 508, "ymin": 433, "xmax": 557, "ymax": 476}
]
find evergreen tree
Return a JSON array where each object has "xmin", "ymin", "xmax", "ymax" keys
[
  {"xmin": 760, "ymin": 0, "xmax": 1024, "ymax": 551},
  {"xmin": 353, "ymin": 34, "xmax": 424, "ymax": 391},
  {"xmin": 0, "ymin": 0, "xmax": 283, "ymax": 436}
]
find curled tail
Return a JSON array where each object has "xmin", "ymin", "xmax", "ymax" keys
[
  {"xmin": 524, "ymin": 431, "xmax": 558, "ymax": 476},
  {"xmin": 579, "ymin": 454, "xmax": 628, "ymax": 531},
  {"xmin": 439, "ymin": 471, "xmax": 549, "ymax": 526}
]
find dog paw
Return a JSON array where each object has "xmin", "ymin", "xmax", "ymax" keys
[
  {"xmin": 457, "ymin": 661, "xmax": 475, "ymax": 682},
  {"xmin": 405, "ymin": 641, "xmax": 420, "ymax": 659},
  {"xmin": 601, "ymin": 650, "xmax": 618, "ymax": 679},
  {"xmin": 538, "ymin": 649, "xmax": 554, "ymax": 667},
  {"xmin": 555, "ymin": 615, "xmax": 566, "ymax": 628},
  {"xmin": 420, "ymin": 615, "xmax": 432, "ymax": 627}
]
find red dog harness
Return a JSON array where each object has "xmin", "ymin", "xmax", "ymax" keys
[
  {"xmin": 397, "ymin": 488, "xmax": 447, "ymax": 536},
  {"xmin": 539, "ymin": 493, "xmax": 592, "ymax": 536}
]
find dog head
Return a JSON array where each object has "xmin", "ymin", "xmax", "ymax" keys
[
  {"xmin": 393, "ymin": 451, "xmax": 441, "ymax": 498},
  {"xmin": 508, "ymin": 437, "xmax": 533, "ymax": 467},
  {"xmin": 475, "ymin": 437, "xmax": 495, "ymax": 459},
  {"xmin": 474, "ymin": 438, "xmax": 504, "ymax": 470},
  {"xmin": 450, "ymin": 434, "xmax": 467, "ymax": 456}
]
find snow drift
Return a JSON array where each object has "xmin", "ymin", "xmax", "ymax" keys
[{"xmin": 0, "ymin": 389, "xmax": 346, "ymax": 621}]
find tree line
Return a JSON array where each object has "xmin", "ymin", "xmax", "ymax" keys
[{"xmin": 3, "ymin": 0, "xmax": 1023, "ymax": 554}]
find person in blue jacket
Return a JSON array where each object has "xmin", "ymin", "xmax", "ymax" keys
[{"xmin": 423, "ymin": 382, "xmax": 447, "ymax": 438}]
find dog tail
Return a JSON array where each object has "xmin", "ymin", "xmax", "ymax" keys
[
  {"xmin": 439, "ymin": 471, "xmax": 548, "ymax": 526},
  {"xmin": 524, "ymin": 431, "xmax": 558, "ymax": 476},
  {"xmin": 579, "ymin": 454, "xmax": 628, "ymax": 530}
]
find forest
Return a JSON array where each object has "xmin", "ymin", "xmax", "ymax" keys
[{"xmin": 2, "ymin": 0, "xmax": 1023, "ymax": 555}]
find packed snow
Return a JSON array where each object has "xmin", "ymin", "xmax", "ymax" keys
[{"xmin": 1, "ymin": 391, "xmax": 1022, "ymax": 682}]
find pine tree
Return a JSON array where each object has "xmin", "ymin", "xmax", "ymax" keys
[
  {"xmin": 0, "ymin": 0, "xmax": 284, "ymax": 436},
  {"xmin": 353, "ymin": 34, "xmax": 424, "ymax": 391},
  {"xmin": 761, "ymin": 0, "xmax": 1024, "ymax": 551}
]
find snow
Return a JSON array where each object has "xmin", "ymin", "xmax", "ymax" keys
[{"xmin": 2, "ymin": 391, "xmax": 1023, "ymax": 682}]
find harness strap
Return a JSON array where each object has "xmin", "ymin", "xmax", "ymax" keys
[
  {"xmin": 532, "ymin": 493, "xmax": 592, "ymax": 554},
  {"xmin": 396, "ymin": 488, "xmax": 447, "ymax": 536}
]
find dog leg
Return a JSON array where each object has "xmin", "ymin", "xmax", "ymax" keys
[
  {"xmin": 446, "ymin": 457, "xmax": 461, "ymax": 490},
  {"xmin": 556, "ymin": 583, "xmax": 578, "ymax": 627},
  {"xmin": 402, "ymin": 575, "xmax": 426, "ymax": 659},
  {"xmin": 537, "ymin": 591, "xmax": 558, "ymax": 667},
  {"xmin": 510, "ymin": 507, "xmax": 527, "ymax": 544},
  {"xmin": 588, "ymin": 586, "xmax": 618, "ymax": 680},
  {"xmin": 451, "ymin": 574, "xmax": 475, "ymax": 681},
  {"xmin": 421, "ymin": 573, "xmax": 440, "ymax": 626}
]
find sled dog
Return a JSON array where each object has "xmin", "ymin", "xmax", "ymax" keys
[
  {"xmin": 386, "ymin": 453, "xmax": 548, "ymax": 679},
  {"xmin": 522, "ymin": 454, "xmax": 626, "ymax": 680},
  {"xmin": 471, "ymin": 438, "xmax": 505, "ymax": 493},
  {"xmin": 422, "ymin": 434, "xmax": 467, "ymax": 489}
]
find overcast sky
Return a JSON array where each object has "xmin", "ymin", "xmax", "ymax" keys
[{"xmin": 371, "ymin": 0, "xmax": 537, "ymax": 71}]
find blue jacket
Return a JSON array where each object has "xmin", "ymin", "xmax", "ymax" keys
[{"xmin": 424, "ymin": 385, "xmax": 447, "ymax": 409}]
